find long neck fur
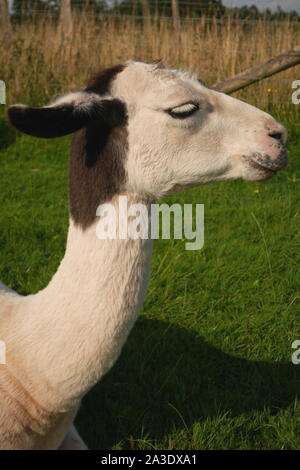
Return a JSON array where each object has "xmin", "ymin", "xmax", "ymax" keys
[
  {"xmin": 5, "ymin": 195, "xmax": 153, "ymax": 413},
  {"xmin": 3, "ymin": 117, "xmax": 153, "ymax": 414}
]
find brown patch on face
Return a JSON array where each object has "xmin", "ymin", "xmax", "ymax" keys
[
  {"xmin": 69, "ymin": 63, "xmax": 129, "ymax": 229},
  {"xmin": 70, "ymin": 125, "xmax": 128, "ymax": 229},
  {"xmin": 85, "ymin": 64, "xmax": 126, "ymax": 95}
]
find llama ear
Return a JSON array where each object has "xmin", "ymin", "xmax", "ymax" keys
[{"xmin": 8, "ymin": 93, "xmax": 126, "ymax": 139}]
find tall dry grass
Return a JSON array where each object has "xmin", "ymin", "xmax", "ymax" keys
[{"xmin": 1, "ymin": 13, "xmax": 300, "ymax": 116}]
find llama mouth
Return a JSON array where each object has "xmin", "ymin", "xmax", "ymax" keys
[
  {"xmin": 246, "ymin": 149, "xmax": 288, "ymax": 174},
  {"xmin": 248, "ymin": 160, "xmax": 277, "ymax": 176}
]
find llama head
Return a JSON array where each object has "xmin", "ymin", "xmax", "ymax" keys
[
  {"xmin": 109, "ymin": 62, "xmax": 287, "ymax": 196},
  {"xmin": 8, "ymin": 61, "xmax": 288, "ymax": 226}
]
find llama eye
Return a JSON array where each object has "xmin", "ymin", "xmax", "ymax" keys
[{"xmin": 167, "ymin": 102, "xmax": 199, "ymax": 119}]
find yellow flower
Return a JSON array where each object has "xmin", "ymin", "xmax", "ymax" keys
[
  {"xmin": 267, "ymin": 88, "xmax": 272, "ymax": 93},
  {"xmin": 288, "ymin": 176, "xmax": 299, "ymax": 183},
  {"xmin": 254, "ymin": 189, "xmax": 260, "ymax": 194}
]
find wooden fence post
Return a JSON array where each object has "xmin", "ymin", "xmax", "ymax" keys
[
  {"xmin": 171, "ymin": 0, "xmax": 180, "ymax": 30},
  {"xmin": 140, "ymin": 0, "xmax": 150, "ymax": 16},
  {"xmin": 58, "ymin": 0, "xmax": 73, "ymax": 39},
  {"xmin": 213, "ymin": 46, "xmax": 300, "ymax": 94},
  {"xmin": 0, "ymin": 0, "xmax": 11, "ymax": 35}
]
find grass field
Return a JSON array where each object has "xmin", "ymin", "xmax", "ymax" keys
[{"xmin": 0, "ymin": 109, "xmax": 300, "ymax": 449}]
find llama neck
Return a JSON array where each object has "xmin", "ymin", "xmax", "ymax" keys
[{"xmin": 14, "ymin": 194, "xmax": 153, "ymax": 411}]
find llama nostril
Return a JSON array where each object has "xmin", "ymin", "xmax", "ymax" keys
[{"xmin": 269, "ymin": 131, "xmax": 283, "ymax": 143}]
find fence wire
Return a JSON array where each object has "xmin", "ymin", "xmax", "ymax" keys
[{"xmin": 7, "ymin": 10, "xmax": 300, "ymax": 26}]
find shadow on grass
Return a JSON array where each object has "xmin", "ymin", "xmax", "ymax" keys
[
  {"xmin": 0, "ymin": 117, "xmax": 15, "ymax": 151},
  {"xmin": 77, "ymin": 317, "xmax": 300, "ymax": 449}
]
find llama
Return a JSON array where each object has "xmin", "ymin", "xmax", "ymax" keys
[{"xmin": 0, "ymin": 61, "xmax": 288, "ymax": 449}]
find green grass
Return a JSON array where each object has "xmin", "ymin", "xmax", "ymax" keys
[{"xmin": 0, "ymin": 112, "xmax": 300, "ymax": 450}]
